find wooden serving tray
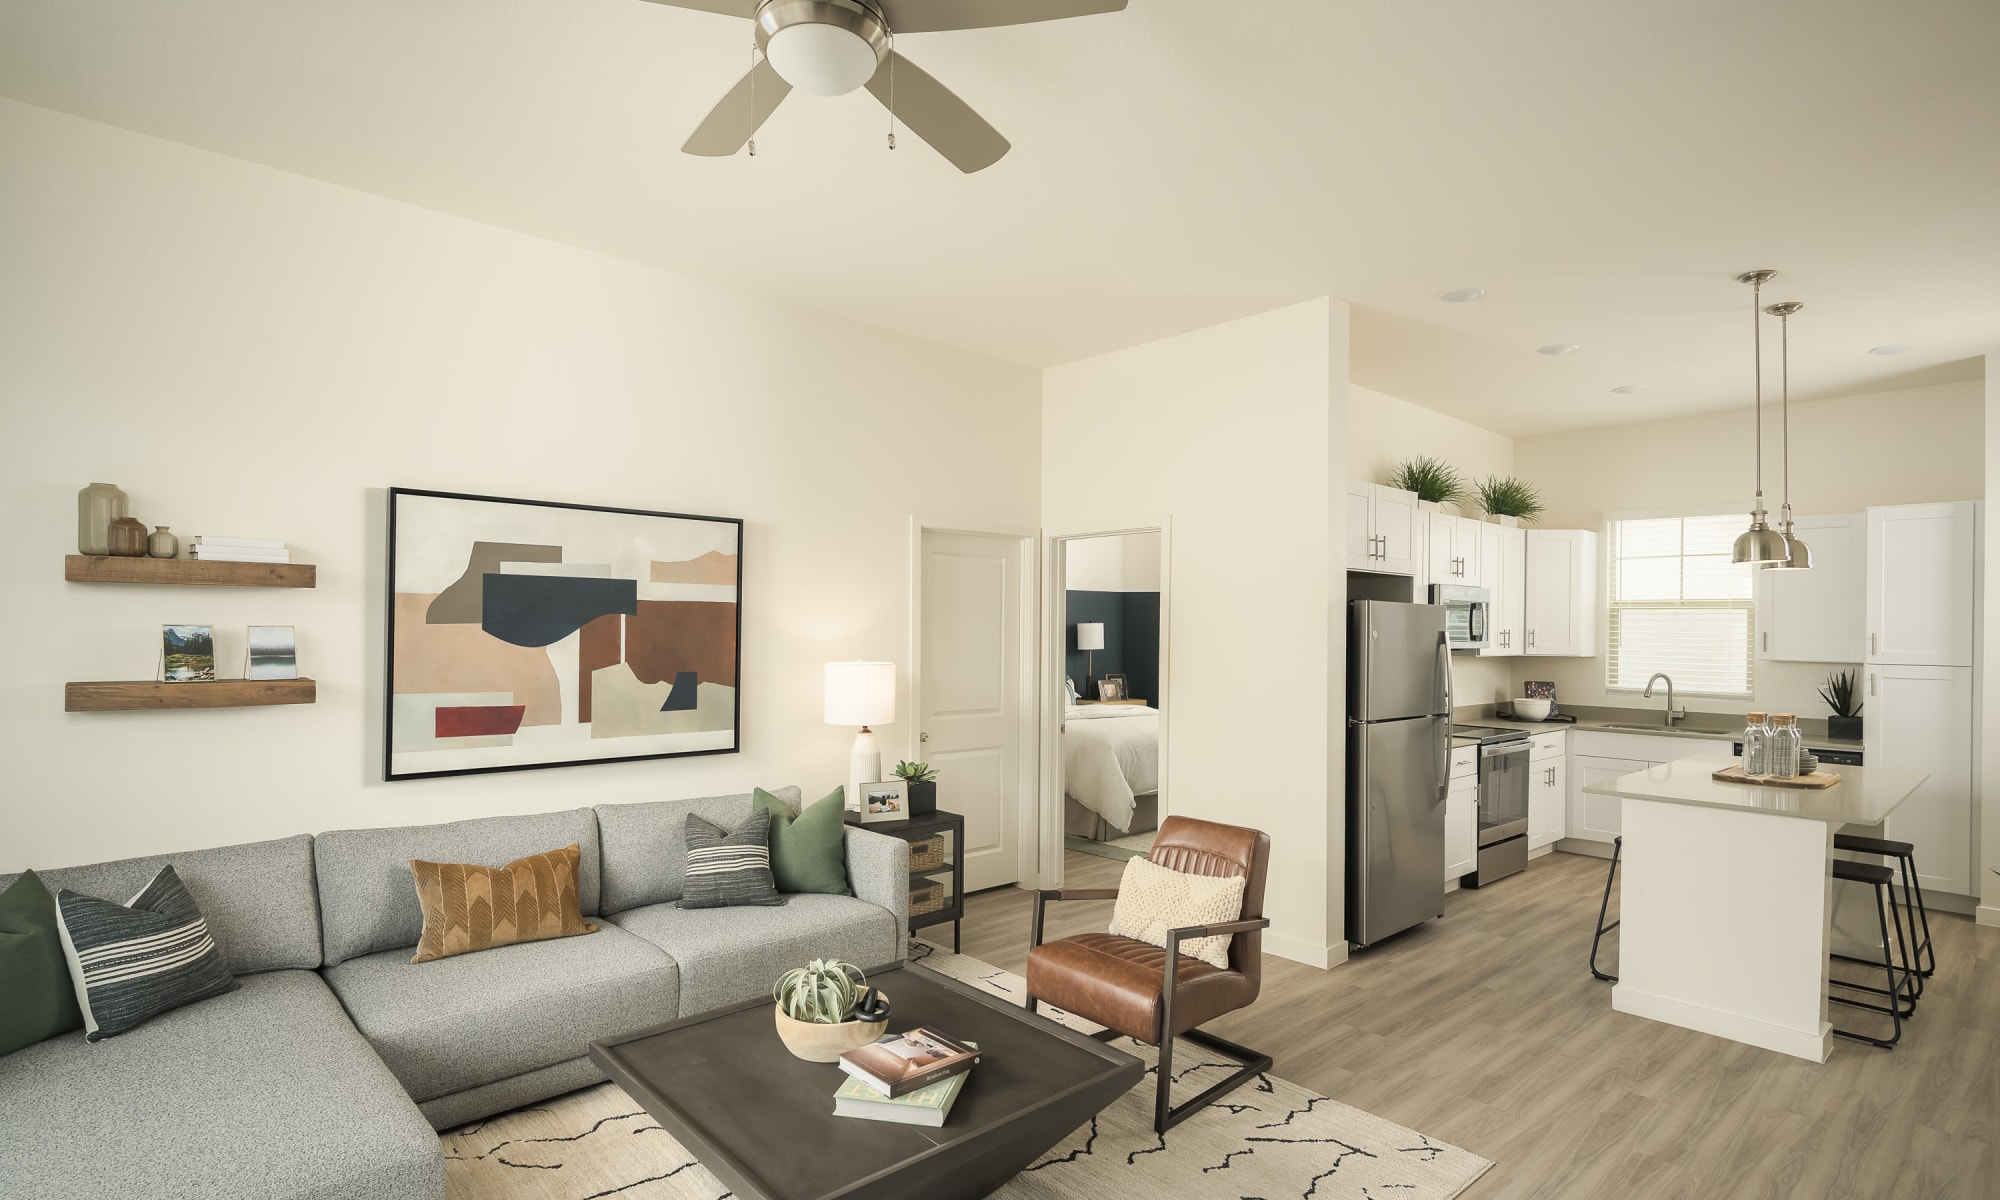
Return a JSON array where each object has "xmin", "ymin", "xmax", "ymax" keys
[{"xmin": 1712, "ymin": 764, "xmax": 1841, "ymax": 789}]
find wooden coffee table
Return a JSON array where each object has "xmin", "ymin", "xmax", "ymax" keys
[{"xmin": 589, "ymin": 963, "xmax": 1143, "ymax": 1200}]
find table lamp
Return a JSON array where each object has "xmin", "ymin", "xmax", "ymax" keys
[
  {"xmin": 1076, "ymin": 623, "xmax": 1105, "ymax": 693},
  {"xmin": 825, "ymin": 662, "xmax": 896, "ymax": 812}
]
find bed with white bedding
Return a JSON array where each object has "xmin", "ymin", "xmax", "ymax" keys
[{"xmin": 1062, "ymin": 704, "xmax": 1159, "ymax": 839}]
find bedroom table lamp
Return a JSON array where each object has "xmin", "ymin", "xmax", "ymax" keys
[
  {"xmin": 825, "ymin": 661, "xmax": 896, "ymax": 813},
  {"xmin": 1076, "ymin": 623, "xmax": 1105, "ymax": 692}
]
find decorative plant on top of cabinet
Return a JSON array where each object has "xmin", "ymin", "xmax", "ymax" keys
[
  {"xmin": 1476, "ymin": 475, "xmax": 1546, "ymax": 526},
  {"xmin": 1388, "ymin": 456, "xmax": 1468, "ymax": 510}
]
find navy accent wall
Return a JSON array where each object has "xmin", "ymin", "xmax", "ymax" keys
[{"xmin": 1064, "ymin": 590, "xmax": 1161, "ymax": 704}]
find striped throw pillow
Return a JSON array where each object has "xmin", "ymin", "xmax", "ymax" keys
[
  {"xmin": 55, "ymin": 866, "xmax": 238, "ymax": 1040},
  {"xmin": 677, "ymin": 808, "xmax": 786, "ymax": 909},
  {"xmin": 410, "ymin": 842, "xmax": 598, "ymax": 964}
]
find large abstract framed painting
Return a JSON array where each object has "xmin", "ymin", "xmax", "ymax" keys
[{"xmin": 386, "ymin": 488, "xmax": 743, "ymax": 781}]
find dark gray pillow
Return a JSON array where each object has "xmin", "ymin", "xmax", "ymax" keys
[
  {"xmin": 56, "ymin": 865, "xmax": 237, "ymax": 1040},
  {"xmin": 676, "ymin": 809, "xmax": 786, "ymax": 909}
]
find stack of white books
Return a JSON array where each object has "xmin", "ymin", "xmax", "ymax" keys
[{"xmin": 190, "ymin": 537, "xmax": 291, "ymax": 563}]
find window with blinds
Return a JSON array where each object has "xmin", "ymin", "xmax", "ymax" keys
[{"xmin": 1606, "ymin": 513, "xmax": 1756, "ymax": 696}]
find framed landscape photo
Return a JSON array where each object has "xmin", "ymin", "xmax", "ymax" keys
[
  {"xmin": 858, "ymin": 779, "xmax": 909, "ymax": 824},
  {"xmin": 385, "ymin": 488, "xmax": 743, "ymax": 781},
  {"xmin": 246, "ymin": 626, "xmax": 298, "ymax": 680},
  {"xmin": 161, "ymin": 625, "xmax": 215, "ymax": 682}
]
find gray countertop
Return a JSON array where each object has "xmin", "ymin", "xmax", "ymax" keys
[
  {"xmin": 1457, "ymin": 703, "xmax": 1865, "ymax": 753},
  {"xmin": 1582, "ymin": 755, "xmax": 1926, "ymax": 823}
]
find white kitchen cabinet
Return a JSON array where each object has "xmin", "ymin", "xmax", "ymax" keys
[
  {"xmin": 1346, "ymin": 482, "xmax": 1421, "ymax": 576},
  {"xmin": 1871, "ymin": 664, "xmax": 1975, "ymax": 896},
  {"xmin": 1446, "ymin": 778, "xmax": 1477, "ymax": 881},
  {"xmin": 1757, "ymin": 513, "xmax": 1865, "ymax": 663},
  {"xmin": 1524, "ymin": 528, "xmax": 1598, "ymax": 657},
  {"xmin": 1564, "ymin": 731, "xmax": 1733, "ymax": 846},
  {"xmin": 1528, "ymin": 731, "xmax": 1566, "ymax": 848},
  {"xmin": 1425, "ymin": 513, "xmax": 1484, "ymax": 589},
  {"xmin": 1483, "ymin": 524, "xmax": 1527, "ymax": 655},
  {"xmin": 1865, "ymin": 501, "xmax": 1977, "ymax": 667}
]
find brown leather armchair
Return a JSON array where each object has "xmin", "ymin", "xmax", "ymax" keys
[{"xmin": 1025, "ymin": 816, "xmax": 1272, "ymax": 1133}]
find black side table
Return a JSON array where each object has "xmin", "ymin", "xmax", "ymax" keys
[{"xmin": 846, "ymin": 808, "xmax": 965, "ymax": 953}]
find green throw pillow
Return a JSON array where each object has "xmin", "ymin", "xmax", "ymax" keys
[
  {"xmin": 754, "ymin": 787, "xmax": 851, "ymax": 896},
  {"xmin": 0, "ymin": 870, "xmax": 85, "ymax": 1055}
]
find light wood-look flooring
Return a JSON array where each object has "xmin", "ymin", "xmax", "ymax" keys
[{"xmin": 926, "ymin": 849, "xmax": 2000, "ymax": 1200}]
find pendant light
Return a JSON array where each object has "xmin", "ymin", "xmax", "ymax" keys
[
  {"xmin": 1731, "ymin": 270, "xmax": 1791, "ymax": 565},
  {"xmin": 1763, "ymin": 300, "xmax": 1812, "ymax": 570}
]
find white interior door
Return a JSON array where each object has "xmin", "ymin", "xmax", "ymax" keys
[{"xmin": 920, "ymin": 531, "xmax": 1024, "ymax": 892}]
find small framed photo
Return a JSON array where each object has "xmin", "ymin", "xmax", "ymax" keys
[
  {"xmin": 161, "ymin": 625, "xmax": 216, "ymax": 683},
  {"xmin": 1096, "ymin": 678, "xmax": 1126, "ymax": 702},
  {"xmin": 247, "ymin": 626, "xmax": 298, "ymax": 680},
  {"xmin": 1104, "ymin": 672, "xmax": 1129, "ymax": 696},
  {"xmin": 858, "ymin": 779, "xmax": 909, "ymax": 823}
]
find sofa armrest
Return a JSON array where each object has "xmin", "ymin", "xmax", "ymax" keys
[{"xmin": 843, "ymin": 825, "xmax": 910, "ymax": 935}]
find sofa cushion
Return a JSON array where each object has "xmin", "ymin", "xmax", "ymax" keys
[
  {"xmin": 756, "ymin": 786, "xmax": 852, "ymax": 895},
  {"xmin": 57, "ymin": 865, "xmax": 240, "ymax": 1039},
  {"xmin": 0, "ymin": 968, "xmax": 443, "ymax": 1200},
  {"xmin": 314, "ymin": 808, "xmax": 600, "ymax": 967},
  {"xmin": 609, "ymin": 891, "xmax": 899, "ymax": 1017},
  {"xmin": 678, "ymin": 809, "xmax": 785, "ymax": 909},
  {"xmin": 0, "ymin": 834, "xmax": 321, "ymax": 976},
  {"xmin": 0, "ymin": 870, "xmax": 84, "ymax": 1054},
  {"xmin": 410, "ymin": 842, "xmax": 597, "ymax": 963},
  {"xmin": 596, "ymin": 785, "xmax": 800, "ymax": 912},
  {"xmin": 322, "ymin": 921, "xmax": 677, "ymax": 1102}
]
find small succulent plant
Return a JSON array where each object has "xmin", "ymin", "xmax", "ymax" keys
[
  {"xmin": 893, "ymin": 760, "xmax": 938, "ymax": 783},
  {"xmin": 1389, "ymin": 456, "xmax": 1468, "ymax": 506},
  {"xmin": 773, "ymin": 959, "xmax": 867, "ymax": 1024},
  {"xmin": 1476, "ymin": 475, "xmax": 1546, "ymax": 522},
  {"xmin": 1818, "ymin": 668, "xmax": 1862, "ymax": 718}
]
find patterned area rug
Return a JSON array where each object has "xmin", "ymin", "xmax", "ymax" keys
[{"xmin": 442, "ymin": 950, "xmax": 1492, "ymax": 1199}]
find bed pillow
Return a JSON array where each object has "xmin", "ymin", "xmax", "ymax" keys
[
  {"xmin": 410, "ymin": 842, "xmax": 598, "ymax": 963},
  {"xmin": 677, "ymin": 809, "xmax": 786, "ymax": 909},
  {"xmin": 0, "ymin": 870, "xmax": 85, "ymax": 1054},
  {"xmin": 1108, "ymin": 856, "xmax": 1247, "ymax": 969},
  {"xmin": 55, "ymin": 866, "xmax": 238, "ymax": 1040},
  {"xmin": 754, "ymin": 787, "xmax": 850, "ymax": 895}
]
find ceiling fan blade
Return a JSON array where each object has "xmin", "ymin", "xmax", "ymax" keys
[
  {"xmin": 875, "ymin": 0, "xmax": 1126, "ymax": 35},
  {"xmin": 682, "ymin": 58, "xmax": 794, "ymax": 156},
  {"xmin": 864, "ymin": 51, "xmax": 1009, "ymax": 173},
  {"xmin": 633, "ymin": 0, "xmax": 759, "ymax": 17}
]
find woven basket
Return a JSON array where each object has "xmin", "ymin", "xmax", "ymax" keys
[
  {"xmin": 910, "ymin": 880, "xmax": 946, "ymax": 916},
  {"xmin": 909, "ymin": 835, "xmax": 946, "ymax": 872}
]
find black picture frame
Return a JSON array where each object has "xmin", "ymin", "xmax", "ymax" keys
[{"xmin": 384, "ymin": 486, "xmax": 744, "ymax": 782}]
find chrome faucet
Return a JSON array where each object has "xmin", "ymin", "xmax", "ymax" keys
[{"xmin": 1643, "ymin": 673, "xmax": 1687, "ymax": 727}]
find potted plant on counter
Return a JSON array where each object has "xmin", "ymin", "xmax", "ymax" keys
[
  {"xmin": 772, "ymin": 958, "xmax": 890, "ymax": 1061},
  {"xmin": 1389, "ymin": 456, "xmax": 1468, "ymax": 512},
  {"xmin": 1819, "ymin": 668, "xmax": 1863, "ymax": 741},
  {"xmin": 1475, "ymin": 475, "xmax": 1546, "ymax": 526},
  {"xmin": 893, "ymin": 760, "xmax": 938, "ymax": 816}
]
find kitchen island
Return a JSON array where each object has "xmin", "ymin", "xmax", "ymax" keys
[{"xmin": 1584, "ymin": 755, "xmax": 1929, "ymax": 1061}]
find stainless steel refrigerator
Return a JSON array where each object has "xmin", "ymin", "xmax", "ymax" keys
[{"xmin": 1346, "ymin": 600, "xmax": 1451, "ymax": 948}]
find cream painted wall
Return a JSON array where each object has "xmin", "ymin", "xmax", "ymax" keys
[
  {"xmin": 1044, "ymin": 299, "xmax": 1347, "ymax": 967},
  {"xmin": 1512, "ymin": 380, "xmax": 1984, "ymax": 719},
  {"xmin": 0, "ymin": 99, "xmax": 1041, "ymax": 873},
  {"xmin": 1346, "ymin": 384, "xmax": 1517, "ymax": 707},
  {"xmin": 1064, "ymin": 531, "xmax": 1161, "ymax": 592}
]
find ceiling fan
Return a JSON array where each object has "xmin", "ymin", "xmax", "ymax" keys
[{"xmin": 641, "ymin": 0, "xmax": 1129, "ymax": 173}]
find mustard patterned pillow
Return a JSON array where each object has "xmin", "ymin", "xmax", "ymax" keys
[
  {"xmin": 409, "ymin": 843, "xmax": 598, "ymax": 963},
  {"xmin": 1107, "ymin": 856, "xmax": 1246, "ymax": 969}
]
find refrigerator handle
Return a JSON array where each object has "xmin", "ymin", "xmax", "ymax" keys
[{"xmin": 1436, "ymin": 634, "xmax": 1453, "ymax": 801}]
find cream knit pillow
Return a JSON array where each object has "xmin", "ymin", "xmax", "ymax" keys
[{"xmin": 1108, "ymin": 856, "xmax": 1247, "ymax": 969}]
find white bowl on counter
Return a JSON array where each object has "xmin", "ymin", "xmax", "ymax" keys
[{"xmin": 1512, "ymin": 698, "xmax": 1553, "ymax": 721}]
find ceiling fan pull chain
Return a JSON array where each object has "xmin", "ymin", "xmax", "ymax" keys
[
  {"xmin": 748, "ymin": 38, "xmax": 759, "ymax": 158},
  {"xmin": 886, "ymin": 33, "xmax": 897, "ymax": 151}
]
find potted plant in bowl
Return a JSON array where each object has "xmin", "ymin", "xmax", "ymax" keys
[
  {"xmin": 1819, "ymin": 668, "xmax": 1863, "ymax": 741},
  {"xmin": 772, "ymin": 958, "xmax": 890, "ymax": 1062},
  {"xmin": 1388, "ymin": 456, "xmax": 1467, "ymax": 512},
  {"xmin": 1475, "ymin": 475, "xmax": 1545, "ymax": 526},
  {"xmin": 894, "ymin": 760, "xmax": 938, "ymax": 816}
]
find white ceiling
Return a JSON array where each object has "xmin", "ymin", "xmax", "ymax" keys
[{"xmin": 1, "ymin": 0, "xmax": 1994, "ymax": 436}]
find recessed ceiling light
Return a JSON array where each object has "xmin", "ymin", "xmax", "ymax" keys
[
  {"xmin": 1611, "ymin": 385, "xmax": 1646, "ymax": 395},
  {"xmin": 1538, "ymin": 344, "xmax": 1580, "ymax": 356},
  {"xmin": 1438, "ymin": 287, "xmax": 1486, "ymax": 303},
  {"xmin": 1868, "ymin": 344, "xmax": 1913, "ymax": 355}
]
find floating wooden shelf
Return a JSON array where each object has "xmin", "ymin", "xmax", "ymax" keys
[
  {"xmin": 65, "ymin": 555, "xmax": 316, "ymax": 588},
  {"xmin": 66, "ymin": 678, "xmax": 318, "ymax": 712}
]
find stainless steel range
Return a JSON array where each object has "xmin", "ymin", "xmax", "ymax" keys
[{"xmin": 1450, "ymin": 724, "xmax": 1530, "ymax": 887}]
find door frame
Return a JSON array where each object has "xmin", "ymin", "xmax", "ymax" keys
[
  {"xmin": 908, "ymin": 520, "xmax": 1040, "ymax": 892},
  {"xmin": 1039, "ymin": 517, "xmax": 1174, "ymax": 890}
]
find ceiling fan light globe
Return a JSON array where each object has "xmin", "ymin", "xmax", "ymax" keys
[{"xmin": 765, "ymin": 22, "xmax": 879, "ymax": 95}]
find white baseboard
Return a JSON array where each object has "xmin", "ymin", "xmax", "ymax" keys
[
  {"xmin": 1265, "ymin": 929, "xmax": 1344, "ymax": 969},
  {"xmin": 1978, "ymin": 905, "xmax": 2000, "ymax": 929},
  {"xmin": 1556, "ymin": 837, "xmax": 1615, "ymax": 860},
  {"xmin": 1612, "ymin": 984, "xmax": 1830, "ymax": 1062}
]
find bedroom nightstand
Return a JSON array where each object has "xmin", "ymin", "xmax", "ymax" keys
[
  {"xmin": 1077, "ymin": 699, "xmax": 1148, "ymax": 706},
  {"xmin": 845, "ymin": 808, "xmax": 965, "ymax": 953}
]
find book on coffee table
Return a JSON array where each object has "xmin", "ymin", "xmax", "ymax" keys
[
  {"xmin": 838, "ymin": 1027, "xmax": 981, "ymax": 1098},
  {"xmin": 831, "ymin": 1043, "xmax": 976, "ymax": 1127}
]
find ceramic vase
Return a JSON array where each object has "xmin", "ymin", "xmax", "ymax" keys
[
  {"xmin": 1827, "ymin": 715, "xmax": 1862, "ymax": 741},
  {"xmin": 76, "ymin": 482, "xmax": 129, "ymax": 555},
  {"xmin": 147, "ymin": 526, "xmax": 180, "ymax": 559},
  {"xmin": 907, "ymin": 780, "xmax": 938, "ymax": 816},
  {"xmin": 107, "ymin": 516, "xmax": 148, "ymax": 557},
  {"xmin": 772, "ymin": 999, "xmax": 890, "ymax": 1062}
]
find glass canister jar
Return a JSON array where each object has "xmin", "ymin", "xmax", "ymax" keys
[
  {"xmin": 1769, "ymin": 714, "xmax": 1803, "ymax": 778},
  {"xmin": 76, "ymin": 482, "xmax": 129, "ymax": 555},
  {"xmin": 1743, "ymin": 711, "xmax": 1770, "ymax": 776}
]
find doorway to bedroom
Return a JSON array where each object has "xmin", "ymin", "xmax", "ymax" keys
[{"xmin": 1051, "ymin": 528, "xmax": 1167, "ymax": 866}]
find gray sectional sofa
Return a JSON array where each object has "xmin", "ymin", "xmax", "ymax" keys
[{"xmin": 0, "ymin": 786, "xmax": 910, "ymax": 1200}]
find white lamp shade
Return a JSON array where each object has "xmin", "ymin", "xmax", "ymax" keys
[
  {"xmin": 1076, "ymin": 623, "xmax": 1105, "ymax": 651},
  {"xmin": 764, "ymin": 22, "xmax": 880, "ymax": 96},
  {"xmin": 825, "ymin": 661, "xmax": 896, "ymax": 727}
]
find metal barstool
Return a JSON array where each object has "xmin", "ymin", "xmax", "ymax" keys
[
  {"xmin": 1828, "ymin": 858, "xmax": 1918, "ymax": 1048},
  {"xmin": 1588, "ymin": 836, "xmax": 1620, "ymax": 983},
  {"xmin": 1833, "ymin": 832, "xmax": 1936, "ymax": 994}
]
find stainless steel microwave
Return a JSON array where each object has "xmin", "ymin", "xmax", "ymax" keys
[{"xmin": 1429, "ymin": 584, "xmax": 1491, "ymax": 651}]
